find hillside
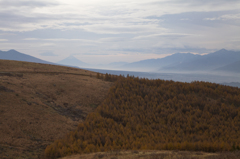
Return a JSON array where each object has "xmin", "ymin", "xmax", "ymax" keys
[
  {"xmin": 0, "ymin": 60, "xmax": 112, "ymax": 159},
  {"xmin": 0, "ymin": 50, "xmax": 53, "ymax": 64},
  {"xmin": 45, "ymin": 76, "xmax": 240, "ymax": 158}
]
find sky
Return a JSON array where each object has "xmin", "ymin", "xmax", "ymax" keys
[{"xmin": 0, "ymin": 0, "xmax": 240, "ymax": 64}]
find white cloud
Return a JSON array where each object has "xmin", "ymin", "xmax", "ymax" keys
[
  {"xmin": 40, "ymin": 43, "xmax": 55, "ymax": 46},
  {"xmin": 24, "ymin": 38, "xmax": 39, "ymax": 40},
  {"xmin": 204, "ymin": 17, "xmax": 219, "ymax": 21},
  {"xmin": 133, "ymin": 33, "xmax": 195, "ymax": 40},
  {"xmin": 44, "ymin": 38, "xmax": 99, "ymax": 43},
  {"xmin": 180, "ymin": 18, "xmax": 189, "ymax": 21},
  {"xmin": 79, "ymin": 23, "xmax": 166, "ymax": 34},
  {"xmin": 204, "ymin": 13, "xmax": 240, "ymax": 21},
  {"xmin": 24, "ymin": 38, "xmax": 100, "ymax": 43},
  {"xmin": 221, "ymin": 13, "xmax": 240, "ymax": 20},
  {"xmin": 99, "ymin": 37, "xmax": 127, "ymax": 42},
  {"xmin": 0, "ymin": 39, "xmax": 8, "ymax": 42},
  {"xmin": 0, "ymin": 0, "xmax": 57, "ymax": 8}
]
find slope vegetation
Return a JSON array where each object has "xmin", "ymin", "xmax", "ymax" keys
[
  {"xmin": 0, "ymin": 60, "xmax": 112, "ymax": 159},
  {"xmin": 45, "ymin": 76, "xmax": 240, "ymax": 158}
]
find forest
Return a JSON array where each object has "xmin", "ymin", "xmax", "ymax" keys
[{"xmin": 45, "ymin": 74, "xmax": 240, "ymax": 158}]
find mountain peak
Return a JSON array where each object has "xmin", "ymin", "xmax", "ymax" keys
[
  {"xmin": 217, "ymin": 48, "xmax": 227, "ymax": 53},
  {"xmin": 58, "ymin": 55, "xmax": 89, "ymax": 67},
  {"xmin": 211, "ymin": 49, "xmax": 238, "ymax": 56},
  {"xmin": 0, "ymin": 49, "xmax": 52, "ymax": 64},
  {"xmin": 8, "ymin": 49, "xmax": 18, "ymax": 52}
]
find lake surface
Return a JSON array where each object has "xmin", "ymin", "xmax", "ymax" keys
[{"xmin": 86, "ymin": 68, "xmax": 240, "ymax": 88}]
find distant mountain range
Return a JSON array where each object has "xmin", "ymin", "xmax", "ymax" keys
[
  {"xmin": 0, "ymin": 49, "xmax": 53, "ymax": 64},
  {"xmin": 119, "ymin": 53, "xmax": 201, "ymax": 72},
  {"xmin": 116, "ymin": 49, "xmax": 240, "ymax": 74},
  {"xmin": 1, "ymin": 49, "xmax": 240, "ymax": 74},
  {"xmin": 160, "ymin": 49, "xmax": 240, "ymax": 73}
]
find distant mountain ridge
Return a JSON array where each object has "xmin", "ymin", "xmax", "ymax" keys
[
  {"xmin": 161, "ymin": 49, "xmax": 240, "ymax": 72},
  {"xmin": 0, "ymin": 49, "xmax": 53, "ymax": 64},
  {"xmin": 116, "ymin": 49, "xmax": 240, "ymax": 73},
  {"xmin": 118, "ymin": 53, "xmax": 201, "ymax": 72}
]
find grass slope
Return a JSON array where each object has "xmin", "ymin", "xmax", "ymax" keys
[{"xmin": 0, "ymin": 60, "xmax": 112, "ymax": 159}]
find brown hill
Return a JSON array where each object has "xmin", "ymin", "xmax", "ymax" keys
[
  {"xmin": 45, "ymin": 76, "xmax": 240, "ymax": 158},
  {"xmin": 0, "ymin": 60, "xmax": 112, "ymax": 159}
]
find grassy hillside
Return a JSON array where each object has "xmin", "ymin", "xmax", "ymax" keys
[
  {"xmin": 0, "ymin": 60, "xmax": 112, "ymax": 159},
  {"xmin": 45, "ymin": 76, "xmax": 240, "ymax": 158}
]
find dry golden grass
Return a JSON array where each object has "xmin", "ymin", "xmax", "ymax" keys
[
  {"xmin": 60, "ymin": 150, "xmax": 240, "ymax": 159},
  {"xmin": 0, "ymin": 60, "xmax": 112, "ymax": 159}
]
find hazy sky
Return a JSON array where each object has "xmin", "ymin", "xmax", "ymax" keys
[{"xmin": 0, "ymin": 0, "xmax": 240, "ymax": 64}]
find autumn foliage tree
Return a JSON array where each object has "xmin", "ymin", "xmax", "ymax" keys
[{"xmin": 45, "ymin": 76, "xmax": 240, "ymax": 158}]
